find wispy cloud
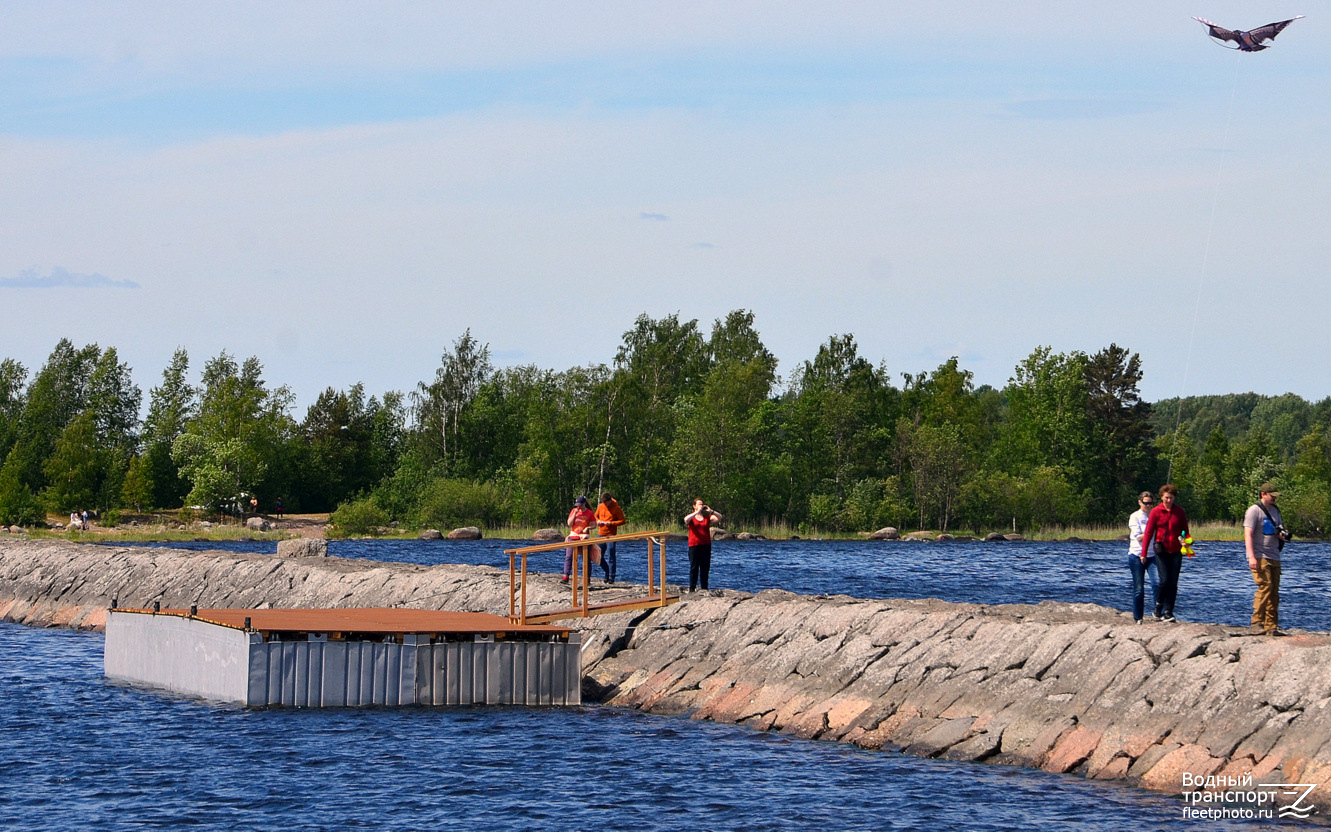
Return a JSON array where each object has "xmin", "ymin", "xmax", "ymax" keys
[
  {"xmin": 1004, "ymin": 98, "xmax": 1167, "ymax": 120},
  {"xmin": 639, "ymin": 212, "xmax": 669, "ymax": 221},
  {"xmin": 0, "ymin": 267, "xmax": 140, "ymax": 289}
]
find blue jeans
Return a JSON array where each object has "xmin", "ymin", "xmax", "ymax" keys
[
  {"xmin": 1155, "ymin": 550, "xmax": 1184, "ymax": 618},
  {"xmin": 563, "ymin": 537, "xmax": 600, "ymax": 578},
  {"xmin": 598, "ymin": 539, "xmax": 617, "ymax": 581},
  {"xmin": 1129, "ymin": 555, "xmax": 1161, "ymax": 621}
]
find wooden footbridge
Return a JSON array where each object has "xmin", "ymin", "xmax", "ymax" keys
[{"xmin": 505, "ymin": 530, "xmax": 680, "ymax": 625}]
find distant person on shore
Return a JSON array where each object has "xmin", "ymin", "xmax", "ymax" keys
[
  {"xmin": 1140, "ymin": 484, "xmax": 1189, "ymax": 622},
  {"xmin": 275, "ymin": 497, "xmax": 284, "ymax": 519},
  {"xmin": 563, "ymin": 495, "xmax": 600, "ymax": 584},
  {"xmin": 81, "ymin": 509, "xmax": 90, "ymax": 531},
  {"xmin": 249, "ymin": 495, "xmax": 258, "ymax": 515},
  {"xmin": 595, "ymin": 492, "xmax": 626, "ymax": 583},
  {"xmin": 1128, "ymin": 491, "xmax": 1160, "ymax": 623},
  {"xmin": 684, "ymin": 499, "xmax": 722, "ymax": 593},
  {"xmin": 70, "ymin": 512, "xmax": 82, "ymax": 532},
  {"xmin": 1245, "ymin": 482, "xmax": 1290, "ymax": 636}
]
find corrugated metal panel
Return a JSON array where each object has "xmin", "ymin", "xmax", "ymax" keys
[
  {"xmin": 526, "ymin": 643, "xmax": 541, "ymax": 706},
  {"xmin": 246, "ymin": 637, "xmax": 267, "ymax": 707},
  {"xmin": 346, "ymin": 638, "xmax": 362, "ymax": 702},
  {"xmin": 472, "ymin": 643, "xmax": 488, "ymax": 704},
  {"xmin": 539, "ymin": 645, "xmax": 553, "ymax": 706},
  {"xmin": 565, "ymin": 633, "xmax": 582, "ymax": 705},
  {"xmin": 264, "ymin": 643, "xmax": 281, "ymax": 705},
  {"xmin": 400, "ymin": 639, "xmax": 419, "ymax": 705},
  {"xmin": 305, "ymin": 640, "xmax": 323, "ymax": 708},
  {"xmin": 511, "ymin": 643, "xmax": 528, "ymax": 705},
  {"xmin": 445, "ymin": 644, "xmax": 461, "ymax": 705},
  {"xmin": 357, "ymin": 642, "xmax": 375, "ymax": 706},
  {"xmin": 489, "ymin": 643, "xmax": 510, "ymax": 705},
  {"xmin": 322, "ymin": 642, "xmax": 347, "ymax": 707},
  {"xmin": 294, "ymin": 642, "xmax": 309, "ymax": 706},
  {"xmin": 458, "ymin": 642, "xmax": 474, "ymax": 705}
]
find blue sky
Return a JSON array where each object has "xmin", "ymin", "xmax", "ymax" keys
[{"xmin": 1, "ymin": 2, "xmax": 1326, "ymax": 409}]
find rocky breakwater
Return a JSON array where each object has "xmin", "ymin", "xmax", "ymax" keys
[{"xmin": 4, "ymin": 539, "xmax": 1331, "ymax": 812}]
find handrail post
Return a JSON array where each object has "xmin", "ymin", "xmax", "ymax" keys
[
  {"xmin": 581, "ymin": 544, "xmax": 590, "ymax": 617},
  {"xmin": 520, "ymin": 552, "xmax": 528, "ymax": 625},
  {"xmin": 660, "ymin": 538, "xmax": 667, "ymax": 604},
  {"xmin": 509, "ymin": 551, "xmax": 515, "ymax": 621},
  {"xmin": 647, "ymin": 537, "xmax": 655, "ymax": 594}
]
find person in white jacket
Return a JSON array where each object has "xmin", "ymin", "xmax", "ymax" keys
[{"xmin": 1128, "ymin": 491, "xmax": 1160, "ymax": 623}]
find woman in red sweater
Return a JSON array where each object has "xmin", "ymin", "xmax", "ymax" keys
[{"xmin": 1140, "ymin": 484, "xmax": 1190, "ymax": 622}]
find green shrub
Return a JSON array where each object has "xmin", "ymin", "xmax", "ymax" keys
[
  {"xmin": 329, "ymin": 497, "xmax": 389, "ymax": 537},
  {"xmin": 807, "ymin": 493, "xmax": 840, "ymax": 531},
  {"xmin": 624, "ymin": 486, "xmax": 670, "ymax": 527},
  {"xmin": 415, "ymin": 478, "xmax": 508, "ymax": 529}
]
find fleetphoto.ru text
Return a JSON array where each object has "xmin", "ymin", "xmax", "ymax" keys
[{"xmin": 1181, "ymin": 772, "xmax": 1317, "ymax": 821}]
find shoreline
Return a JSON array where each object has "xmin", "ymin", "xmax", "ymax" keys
[{"xmin": 3, "ymin": 538, "xmax": 1330, "ymax": 817}]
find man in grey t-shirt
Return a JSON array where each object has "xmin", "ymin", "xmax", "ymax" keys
[{"xmin": 1243, "ymin": 482, "xmax": 1286, "ymax": 635}]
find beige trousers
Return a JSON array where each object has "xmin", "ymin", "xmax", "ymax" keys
[{"xmin": 1251, "ymin": 558, "xmax": 1281, "ymax": 631}]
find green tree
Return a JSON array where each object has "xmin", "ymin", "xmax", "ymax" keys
[
  {"xmin": 993, "ymin": 347, "xmax": 1094, "ymax": 489},
  {"xmin": 614, "ymin": 313, "xmax": 710, "ymax": 501},
  {"xmin": 0, "ymin": 358, "xmax": 27, "ymax": 467},
  {"xmin": 174, "ymin": 352, "xmax": 293, "ymax": 511},
  {"xmin": 901, "ymin": 357, "xmax": 990, "ymax": 448},
  {"xmin": 7, "ymin": 339, "xmax": 100, "ymax": 491},
  {"xmin": 668, "ymin": 311, "xmax": 780, "ymax": 520},
  {"xmin": 121, "ymin": 454, "xmax": 155, "ymax": 512},
  {"xmin": 413, "ymin": 330, "xmax": 493, "ymax": 472},
  {"xmin": 142, "ymin": 349, "xmax": 196, "ymax": 509},
  {"xmin": 784, "ymin": 334, "xmax": 895, "ymax": 518},
  {"xmin": 1082, "ymin": 344, "xmax": 1155, "ymax": 519},
  {"xmin": 172, "ymin": 435, "xmax": 267, "ymax": 511},
  {"xmin": 296, "ymin": 384, "xmax": 403, "ymax": 511},
  {"xmin": 959, "ymin": 469, "xmax": 1022, "ymax": 532},
  {"xmin": 0, "ymin": 455, "xmax": 40, "ymax": 526},
  {"xmin": 897, "ymin": 420, "xmax": 972, "ymax": 531},
  {"xmin": 41, "ymin": 411, "xmax": 106, "ymax": 512}
]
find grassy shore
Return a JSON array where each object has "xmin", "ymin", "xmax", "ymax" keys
[
  {"xmin": 12, "ymin": 513, "xmax": 1251, "ymax": 544},
  {"xmin": 24, "ymin": 525, "xmax": 291, "ymax": 543}
]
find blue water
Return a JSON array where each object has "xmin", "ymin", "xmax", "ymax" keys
[
  {"xmin": 0, "ymin": 623, "xmax": 1290, "ymax": 831},
  {"xmin": 117, "ymin": 536, "xmax": 1331, "ymax": 631}
]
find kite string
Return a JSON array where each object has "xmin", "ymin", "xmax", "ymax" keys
[{"xmin": 1168, "ymin": 57, "xmax": 1241, "ymax": 482}]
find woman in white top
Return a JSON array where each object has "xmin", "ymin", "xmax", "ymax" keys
[{"xmin": 1128, "ymin": 491, "xmax": 1160, "ymax": 622}]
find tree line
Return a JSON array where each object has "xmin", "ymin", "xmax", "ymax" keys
[{"xmin": 3, "ymin": 313, "xmax": 1330, "ymax": 536}]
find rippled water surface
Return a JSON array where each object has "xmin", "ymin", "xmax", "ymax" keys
[
  {"xmin": 0, "ymin": 624, "xmax": 1288, "ymax": 831},
  {"xmin": 122, "ymin": 536, "xmax": 1331, "ymax": 631}
]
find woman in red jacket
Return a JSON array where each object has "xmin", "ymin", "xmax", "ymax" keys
[{"xmin": 1140, "ymin": 484, "xmax": 1190, "ymax": 622}]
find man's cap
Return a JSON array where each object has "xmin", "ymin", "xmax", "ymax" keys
[
  {"xmin": 575, "ymin": 495, "xmax": 588, "ymax": 506},
  {"xmin": 1259, "ymin": 482, "xmax": 1281, "ymax": 496}
]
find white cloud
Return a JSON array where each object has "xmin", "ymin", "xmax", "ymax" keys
[{"xmin": 0, "ymin": 266, "xmax": 140, "ymax": 289}]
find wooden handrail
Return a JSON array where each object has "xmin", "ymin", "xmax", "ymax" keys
[{"xmin": 502, "ymin": 529, "xmax": 671, "ymax": 556}]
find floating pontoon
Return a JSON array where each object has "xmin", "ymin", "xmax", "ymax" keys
[{"xmin": 104, "ymin": 606, "xmax": 580, "ymax": 708}]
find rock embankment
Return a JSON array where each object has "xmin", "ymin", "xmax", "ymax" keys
[{"xmin": 4, "ymin": 539, "xmax": 1331, "ymax": 813}]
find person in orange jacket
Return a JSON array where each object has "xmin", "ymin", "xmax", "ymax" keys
[{"xmin": 595, "ymin": 492, "xmax": 627, "ymax": 583}]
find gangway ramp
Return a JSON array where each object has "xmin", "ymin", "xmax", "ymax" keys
[{"xmin": 505, "ymin": 530, "xmax": 680, "ymax": 625}]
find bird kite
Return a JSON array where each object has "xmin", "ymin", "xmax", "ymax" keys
[{"xmin": 1193, "ymin": 15, "xmax": 1304, "ymax": 51}]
